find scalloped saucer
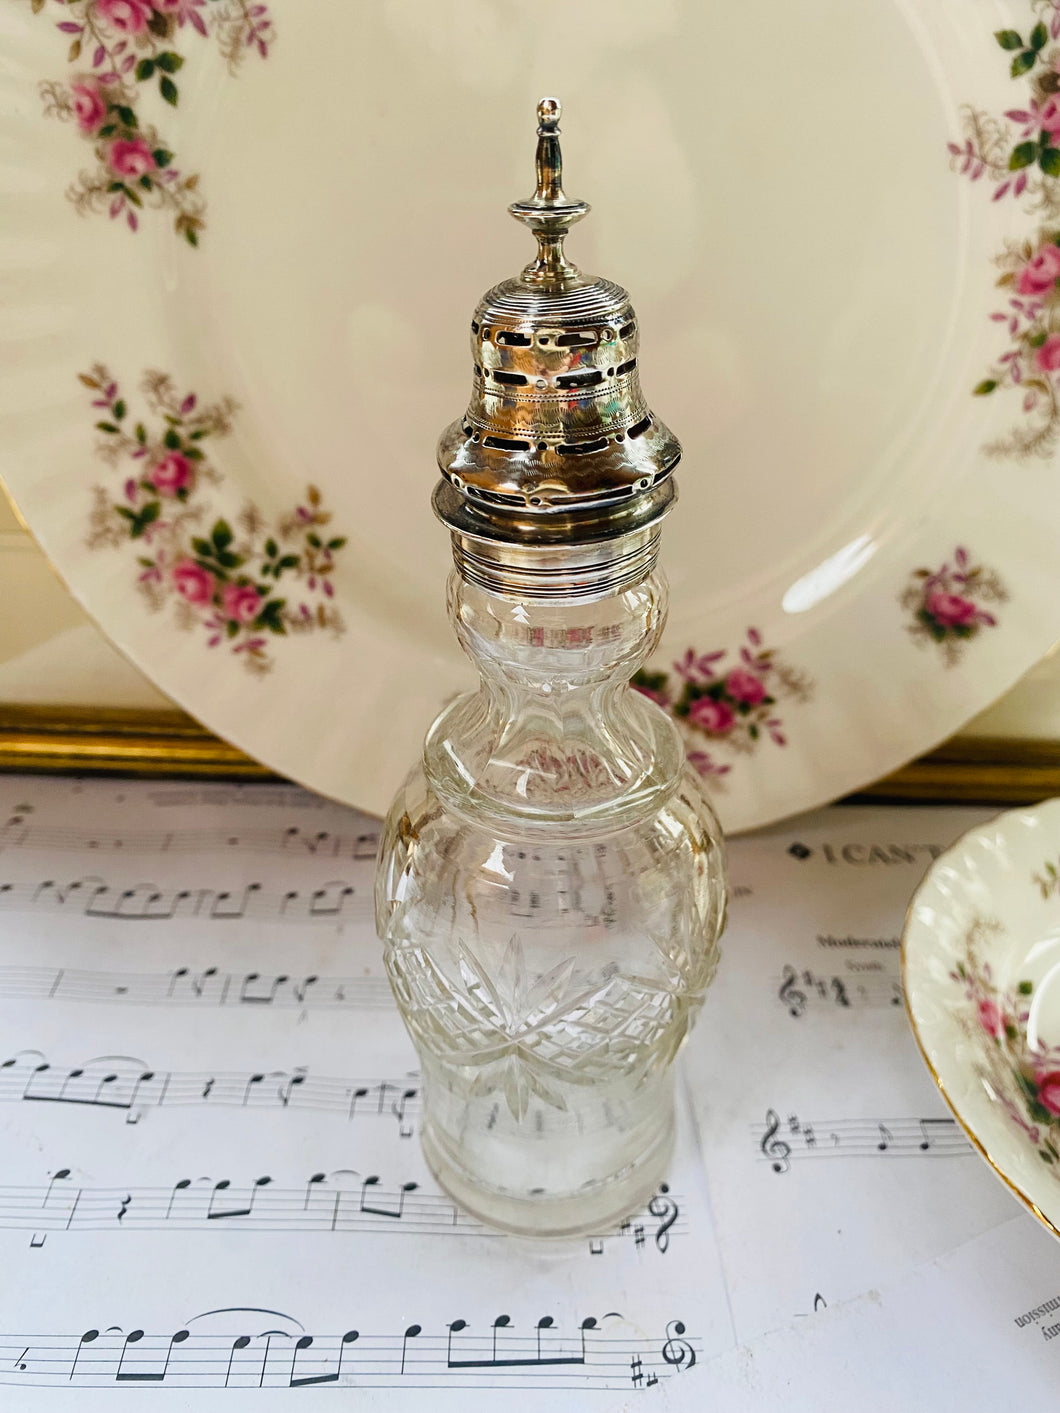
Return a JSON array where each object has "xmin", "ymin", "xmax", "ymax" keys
[{"xmin": 904, "ymin": 799, "xmax": 1060, "ymax": 1237}]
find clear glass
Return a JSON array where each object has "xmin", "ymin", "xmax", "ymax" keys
[{"xmin": 375, "ymin": 561, "xmax": 727, "ymax": 1237}]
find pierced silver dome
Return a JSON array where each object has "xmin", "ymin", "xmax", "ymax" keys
[{"xmin": 434, "ymin": 97, "xmax": 681, "ymax": 559}]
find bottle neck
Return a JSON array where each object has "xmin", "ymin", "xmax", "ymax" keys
[{"xmin": 424, "ymin": 551, "xmax": 683, "ymax": 828}]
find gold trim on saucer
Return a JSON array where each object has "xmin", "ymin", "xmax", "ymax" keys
[{"xmin": 901, "ymin": 812, "xmax": 1060, "ymax": 1243}]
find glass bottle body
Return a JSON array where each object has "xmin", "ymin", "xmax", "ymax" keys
[{"xmin": 375, "ymin": 563, "xmax": 727, "ymax": 1236}]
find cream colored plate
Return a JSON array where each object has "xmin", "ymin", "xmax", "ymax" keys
[
  {"xmin": 0, "ymin": 0, "xmax": 1058, "ymax": 829},
  {"xmin": 905, "ymin": 799, "xmax": 1060, "ymax": 1238}
]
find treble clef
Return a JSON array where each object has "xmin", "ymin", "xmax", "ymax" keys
[
  {"xmin": 778, "ymin": 965, "xmax": 806, "ymax": 1018},
  {"xmin": 661, "ymin": 1320, "xmax": 696, "ymax": 1373},
  {"xmin": 647, "ymin": 1183, "xmax": 678, "ymax": 1253},
  {"xmin": 760, "ymin": 1107, "xmax": 791, "ymax": 1174}
]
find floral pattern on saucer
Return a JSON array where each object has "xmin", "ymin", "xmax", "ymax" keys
[
  {"xmin": 900, "ymin": 546, "xmax": 1007, "ymax": 666},
  {"xmin": 632, "ymin": 628, "xmax": 812, "ymax": 783},
  {"xmin": 82, "ymin": 365, "xmax": 346, "ymax": 674},
  {"xmin": 34, "ymin": 0, "xmax": 273, "ymax": 244},
  {"xmin": 951, "ymin": 918, "xmax": 1060, "ymax": 1171},
  {"xmin": 949, "ymin": 1, "xmax": 1060, "ymax": 457}
]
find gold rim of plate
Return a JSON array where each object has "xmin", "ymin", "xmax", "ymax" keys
[{"xmin": 0, "ymin": 709, "xmax": 1054, "ymax": 806}]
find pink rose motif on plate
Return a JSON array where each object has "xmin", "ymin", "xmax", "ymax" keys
[
  {"xmin": 924, "ymin": 588, "xmax": 978, "ymax": 628},
  {"xmin": 947, "ymin": 23, "xmax": 1060, "ymax": 458},
  {"xmin": 1041, "ymin": 97, "xmax": 1060, "ymax": 139},
  {"xmin": 631, "ymin": 628, "xmax": 812, "ymax": 786},
  {"xmin": 93, "ymin": 0, "xmax": 153, "ymax": 34},
  {"xmin": 222, "ymin": 582, "xmax": 263, "ymax": 625},
  {"xmin": 108, "ymin": 138, "xmax": 156, "ymax": 179},
  {"xmin": 149, "ymin": 452, "xmax": 193, "ymax": 497},
  {"xmin": 725, "ymin": 667, "xmax": 767, "ymax": 705},
  {"xmin": 84, "ymin": 364, "xmax": 347, "ymax": 674},
  {"xmin": 688, "ymin": 697, "xmax": 735, "ymax": 735},
  {"xmin": 1037, "ymin": 332, "xmax": 1060, "ymax": 373},
  {"xmin": 173, "ymin": 558, "xmax": 215, "ymax": 606},
  {"xmin": 901, "ymin": 546, "xmax": 1007, "ymax": 666},
  {"xmin": 70, "ymin": 79, "xmax": 107, "ymax": 134},
  {"xmin": 30, "ymin": 0, "xmax": 274, "ymax": 245},
  {"xmin": 1016, "ymin": 243, "xmax": 1060, "ymax": 297}
]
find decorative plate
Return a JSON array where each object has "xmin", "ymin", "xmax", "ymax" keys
[
  {"xmin": 1, "ymin": 1, "xmax": 1059, "ymax": 831},
  {"xmin": 904, "ymin": 799, "xmax": 1060, "ymax": 1238}
]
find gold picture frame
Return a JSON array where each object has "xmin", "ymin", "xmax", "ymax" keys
[{"xmin": 0, "ymin": 704, "xmax": 1055, "ymax": 809}]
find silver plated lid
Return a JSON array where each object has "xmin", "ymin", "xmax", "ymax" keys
[{"xmin": 434, "ymin": 97, "xmax": 681, "ymax": 563}]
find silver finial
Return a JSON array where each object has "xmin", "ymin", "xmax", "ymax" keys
[{"xmin": 508, "ymin": 97, "xmax": 590, "ymax": 286}]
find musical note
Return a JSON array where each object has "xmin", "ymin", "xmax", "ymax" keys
[
  {"xmin": 288, "ymin": 1330, "xmax": 360, "ymax": 1388},
  {"xmin": 0, "ymin": 1049, "xmax": 420, "ymax": 1132},
  {"xmin": 760, "ymin": 1108, "xmax": 792, "ymax": 1174},
  {"xmin": 0, "ymin": 876, "xmax": 363, "ymax": 925},
  {"xmin": 115, "ymin": 1328, "xmax": 189, "ymax": 1383},
  {"xmin": 308, "ymin": 882, "xmax": 355, "ymax": 917},
  {"xmin": 919, "ymin": 1117, "xmax": 954, "ymax": 1150},
  {"xmin": 0, "ymin": 1309, "xmax": 694, "ymax": 1389},
  {"xmin": 755, "ymin": 1111, "xmax": 971, "ymax": 1167},
  {"xmin": 42, "ymin": 1168, "xmax": 71, "ymax": 1209},
  {"xmin": 0, "ymin": 818, "xmax": 379, "ymax": 861},
  {"xmin": 445, "ymin": 1313, "xmax": 607, "ymax": 1369},
  {"xmin": 0, "ymin": 1167, "xmax": 683, "ymax": 1246},
  {"xmin": 0, "ymin": 964, "xmax": 396, "ymax": 1013},
  {"xmin": 207, "ymin": 1177, "xmax": 272, "ymax": 1221},
  {"xmin": 400, "ymin": 1324, "xmax": 421, "ymax": 1375},
  {"xmin": 68, "ymin": 1328, "xmax": 98, "ymax": 1383},
  {"xmin": 359, "ymin": 1176, "xmax": 418, "ymax": 1220}
]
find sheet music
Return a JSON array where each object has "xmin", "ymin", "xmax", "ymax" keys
[
  {"xmin": 5, "ymin": 777, "xmax": 1060, "ymax": 1408},
  {"xmin": 682, "ymin": 803, "xmax": 1019, "ymax": 1344},
  {"xmin": 0, "ymin": 777, "xmax": 731, "ymax": 1410},
  {"xmin": 699, "ymin": 1214, "xmax": 1060, "ymax": 1408}
]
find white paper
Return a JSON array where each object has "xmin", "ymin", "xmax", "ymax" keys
[
  {"xmin": 699, "ymin": 1214, "xmax": 1060, "ymax": 1410},
  {"xmin": 0, "ymin": 777, "xmax": 732, "ymax": 1409},
  {"xmin": 0, "ymin": 777, "xmax": 1056, "ymax": 1410},
  {"xmin": 682, "ymin": 803, "xmax": 1020, "ymax": 1343}
]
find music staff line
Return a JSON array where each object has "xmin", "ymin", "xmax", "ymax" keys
[
  {"xmin": 0, "ymin": 1051, "xmax": 420, "ymax": 1134},
  {"xmin": 0, "ymin": 1170, "xmax": 683, "ymax": 1254},
  {"xmin": 0, "ymin": 965, "xmax": 395, "ymax": 1012},
  {"xmin": 777, "ymin": 964, "xmax": 903, "ymax": 1018},
  {"xmin": 0, "ymin": 815, "xmax": 379, "ymax": 862},
  {"xmin": 0, "ymin": 876, "xmax": 366, "ymax": 924},
  {"xmin": 0, "ymin": 1311, "xmax": 699, "ymax": 1390},
  {"xmin": 757, "ymin": 1108, "xmax": 972, "ymax": 1173}
]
